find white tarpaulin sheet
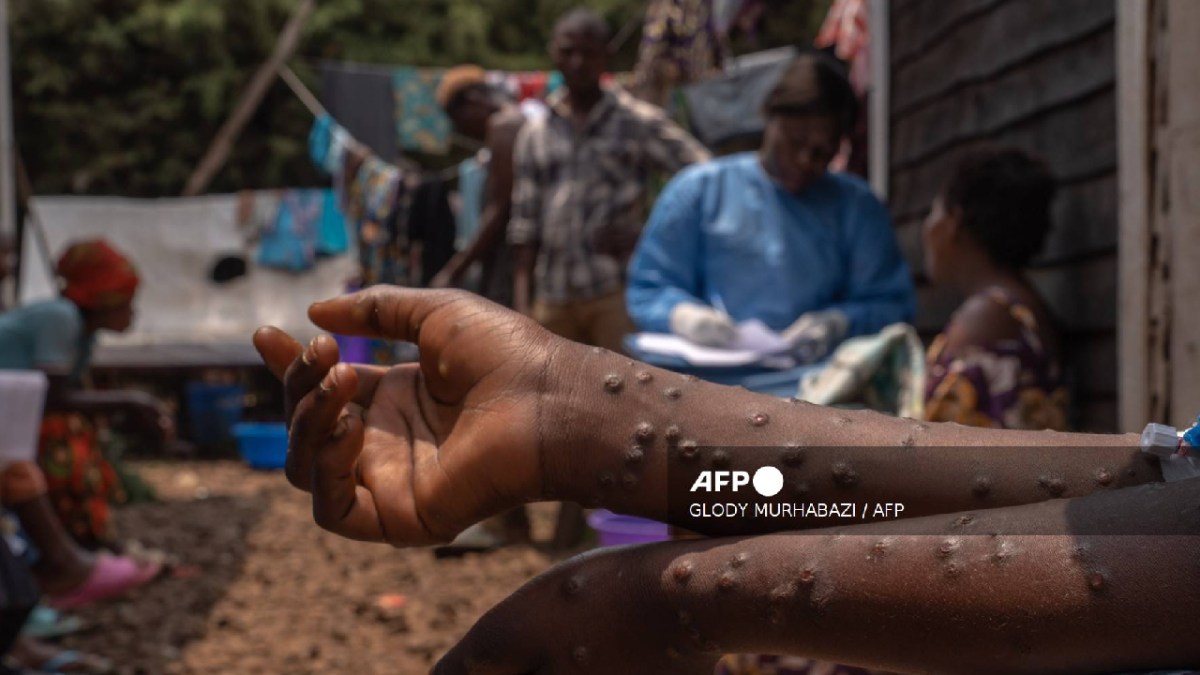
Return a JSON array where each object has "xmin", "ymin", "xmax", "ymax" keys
[{"xmin": 19, "ymin": 195, "xmax": 358, "ymax": 366}]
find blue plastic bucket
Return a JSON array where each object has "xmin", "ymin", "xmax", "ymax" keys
[
  {"xmin": 233, "ymin": 422, "xmax": 288, "ymax": 470},
  {"xmin": 185, "ymin": 383, "xmax": 245, "ymax": 446}
]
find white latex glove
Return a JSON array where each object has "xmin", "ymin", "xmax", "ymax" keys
[
  {"xmin": 781, "ymin": 309, "xmax": 850, "ymax": 362},
  {"xmin": 669, "ymin": 303, "xmax": 737, "ymax": 347}
]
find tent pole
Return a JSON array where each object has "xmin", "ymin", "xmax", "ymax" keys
[{"xmin": 182, "ymin": 0, "xmax": 316, "ymax": 196}]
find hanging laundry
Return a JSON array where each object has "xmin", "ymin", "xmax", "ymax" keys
[
  {"xmin": 392, "ymin": 67, "xmax": 451, "ymax": 154},
  {"xmin": 320, "ymin": 63, "xmax": 400, "ymax": 162},
  {"xmin": 680, "ymin": 46, "xmax": 797, "ymax": 147},
  {"xmin": 316, "ymin": 189, "xmax": 349, "ymax": 256},
  {"xmin": 632, "ymin": 0, "xmax": 723, "ymax": 106},
  {"xmin": 358, "ymin": 157, "xmax": 403, "ymax": 227},
  {"xmin": 513, "ymin": 72, "xmax": 549, "ymax": 101},
  {"xmin": 308, "ymin": 113, "xmax": 354, "ymax": 177},
  {"xmin": 350, "ymin": 159, "xmax": 410, "ymax": 288},
  {"xmin": 259, "ymin": 189, "xmax": 322, "ymax": 272},
  {"xmin": 815, "ymin": 0, "xmax": 870, "ymax": 95},
  {"xmin": 486, "ymin": 70, "xmax": 520, "ymax": 101}
]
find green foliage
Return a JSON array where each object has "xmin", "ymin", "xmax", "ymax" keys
[{"xmin": 12, "ymin": 0, "xmax": 828, "ymax": 197}]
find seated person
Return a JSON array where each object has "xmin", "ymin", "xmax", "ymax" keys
[
  {"xmin": 0, "ymin": 239, "xmax": 172, "ymax": 548},
  {"xmin": 922, "ymin": 147, "xmax": 1067, "ymax": 430},
  {"xmin": 627, "ymin": 52, "xmax": 914, "ymax": 360}
]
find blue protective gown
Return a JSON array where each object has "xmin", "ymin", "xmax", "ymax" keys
[{"xmin": 627, "ymin": 153, "xmax": 915, "ymax": 338}]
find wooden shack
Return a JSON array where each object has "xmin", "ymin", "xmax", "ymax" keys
[
  {"xmin": 880, "ymin": 0, "xmax": 1120, "ymax": 431},
  {"xmin": 875, "ymin": 0, "xmax": 1200, "ymax": 434}
]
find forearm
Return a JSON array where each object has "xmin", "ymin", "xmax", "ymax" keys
[
  {"xmin": 636, "ymin": 482, "xmax": 1200, "ymax": 673},
  {"xmin": 541, "ymin": 341, "xmax": 1161, "ymax": 533},
  {"xmin": 447, "ymin": 206, "xmax": 510, "ymax": 279}
]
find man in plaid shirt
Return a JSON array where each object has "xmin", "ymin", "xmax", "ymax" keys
[{"xmin": 508, "ymin": 8, "xmax": 710, "ymax": 354}]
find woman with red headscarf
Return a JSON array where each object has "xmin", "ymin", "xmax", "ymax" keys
[
  {"xmin": 0, "ymin": 239, "xmax": 170, "ymax": 546},
  {"xmin": 0, "ymin": 240, "xmax": 166, "ymax": 671}
]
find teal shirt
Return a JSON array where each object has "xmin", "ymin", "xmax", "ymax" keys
[{"xmin": 0, "ymin": 298, "xmax": 94, "ymax": 383}]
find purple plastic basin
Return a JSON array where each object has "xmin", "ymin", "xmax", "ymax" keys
[
  {"xmin": 334, "ymin": 334, "xmax": 372, "ymax": 364},
  {"xmin": 587, "ymin": 510, "xmax": 669, "ymax": 547}
]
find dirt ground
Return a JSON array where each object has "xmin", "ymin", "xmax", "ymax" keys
[{"xmin": 54, "ymin": 460, "xmax": 561, "ymax": 674}]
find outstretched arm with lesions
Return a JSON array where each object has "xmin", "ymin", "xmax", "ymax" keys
[
  {"xmin": 253, "ymin": 286, "xmax": 1163, "ymax": 546},
  {"xmin": 433, "ymin": 481, "xmax": 1200, "ymax": 675}
]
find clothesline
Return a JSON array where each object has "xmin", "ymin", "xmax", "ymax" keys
[
  {"xmin": 276, "ymin": 63, "xmax": 461, "ymax": 182},
  {"xmin": 280, "ymin": 65, "xmax": 327, "ymax": 118}
]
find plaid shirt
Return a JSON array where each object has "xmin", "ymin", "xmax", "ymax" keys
[{"xmin": 508, "ymin": 87, "xmax": 709, "ymax": 303}]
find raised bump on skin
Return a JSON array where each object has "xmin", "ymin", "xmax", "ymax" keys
[
  {"xmin": 937, "ymin": 537, "xmax": 961, "ymax": 559},
  {"xmin": 634, "ymin": 422, "xmax": 655, "ymax": 443},
  {"xmin": 711, "ymin": 449, "xmax": 731, "ymax": 468},
  {"xmin": 831, "ymin": 461, "xmax": 859, "ymax": 487},
  {"xmin": 972, "ymin": 475, "xmax": 992, "ymax": 497},
  {"xmin": 781, "ymin": 444, "xmax": 805, "ymax": 467},
  {"xmin": 664, "ymin": 425, "xmax": 682, "ymax": 445},
  {"xmin": 625, "ymin": 446, "xmax": 645, "ymax": 465},
  {"xmin": 572, "ymin": 646, "xmax": 589, "ymax": 664},
  {"xmin": 717, "ymin": 571, "xmax": 737, "ymax": 590},
  {"xmin": 672, "ymin": 561, "xmax": 694, "ymax": 583},
  {"xmin": 564, "ymin": 576, "xmax": 584, "ymax": 596},
  {"xmin": 1038, "ymin": 474, "xmax": 1067, "ymax": 497},
  {"xmin": 603, "ymin": 374, "xmax": 624, "ymax": 394}
]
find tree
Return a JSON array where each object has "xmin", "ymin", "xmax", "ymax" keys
[{"xmin": 12, "ymin": 0, "xmax": 828, "ymax": 196}]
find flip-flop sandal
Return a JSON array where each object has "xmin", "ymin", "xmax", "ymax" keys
[
  {"xmin": 30, "ymin": 650, "xmax": 113, "ymax": 674},
  {"xmin": 47, "ymin": 554, "xmax": 161, "ymax": 610},
  {"xmin": 20, "ymin": 606, "xmax": 86, "ymax": 640}
]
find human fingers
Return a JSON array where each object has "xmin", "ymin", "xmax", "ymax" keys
[
  {"xmin": 285, "ymin": 357, "xmax": 353, "ymax": 492},
  {"xmin": 252, "ymin": 326, "xmax": 303, "ymax": 380},
  {"xmin": 310, "ymin": 386, "xmax": 390, "ymax": 542}
]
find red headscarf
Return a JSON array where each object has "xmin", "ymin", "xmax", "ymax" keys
[{"xmin": 56, "ymin": 239, "xmax": 140, "ymax": 310}]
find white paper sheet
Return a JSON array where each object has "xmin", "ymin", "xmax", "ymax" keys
[
  {"xmin": 631, "ymin": 321, "xmax": 795, "ymax": 368},
  {"xmin": 0, "ymin": 371, "xmax": 48, "ymax": 465}
]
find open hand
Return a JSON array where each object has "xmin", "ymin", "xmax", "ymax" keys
[{"xmin": 253, "ymin": 287, "xmax": 567, "ymax": 546}]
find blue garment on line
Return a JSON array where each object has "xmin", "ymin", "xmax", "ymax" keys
[
  {"xmin": 259, "ymin": 190, "xmax": 320, "ymax": 272},
  {"xmin": 626, "ymin": 153, "xmax": 915, "ymax": 338},
  {"xmin": 308, "ymin": 114, "xmax": 335, "ymax": 171},
  {"xmin": 316, "ymin": 189, "xmax": 349, "ymax": 255}
]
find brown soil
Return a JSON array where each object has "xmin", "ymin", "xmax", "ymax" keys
[{"xmin": 54, "ymin": 460, "xmax": 559, "ymax": 674}]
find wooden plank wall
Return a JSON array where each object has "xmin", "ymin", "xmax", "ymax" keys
[{"xmin": 888, "ymin": 0, "xmax": 1118, "ymax": 431}]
